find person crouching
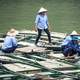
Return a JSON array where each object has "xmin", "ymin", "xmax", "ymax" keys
[
  {"xmin": 61, "ymin": 31, "xmax": 80, "ymax": 59},
  {"xmin": 1, "ymin": 28, "xmax": 18, "ymax": 53}
]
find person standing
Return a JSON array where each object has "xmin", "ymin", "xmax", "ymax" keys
[
  {"xmin": 1, "ymin": 28, "xmax": 18, "ymax": 53},
  {"xmin": 35, "ymin": 7, "xmax": 51, "ymax": 45}
]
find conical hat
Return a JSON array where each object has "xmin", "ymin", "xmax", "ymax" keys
[
  {"xmin": 7, "ymin": 28, "xmax": 19, "ymax": 36},
  {"xmin": 70, "ymin": 31, "xmax": 79, "ymax": 35},
  {"xmin": 38, "ymin": 7, "xmax": 48, "ymax": 13}
]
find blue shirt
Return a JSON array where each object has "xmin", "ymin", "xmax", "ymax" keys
[
  {"xmin": 2, "ymin": 36, "xmax": 17, "ymax": 49},
  {"xmin": 61, "ymin": 35, "xmax": 80, "ymax": 46},
  {"xmin": 35, "ymin": 14, "xmax": 48, "ymax": 29},
  {"xmin": 61, "ymin": 36, "xmax": 72, "ymax": 46}
]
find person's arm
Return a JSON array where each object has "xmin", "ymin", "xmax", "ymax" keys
[
  {"xmin": 46, "ymin": 15, "xmax": 51, "ymax": 31},
  {"xmin": 48, "ymin": 22, "xmax": 51, "ymax": 31},
  {"xmin": 34, "ymin": 15, "xmax": 39, "ymax": 31},
  {"xmin": 11, "ymin": 37, "xmax": 17, "ymax": 46}
]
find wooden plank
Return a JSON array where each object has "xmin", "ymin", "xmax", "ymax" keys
[
  {"xmin": 51, "ymin": 32, "xmax": 67, "ymax": 39},
  {"xmin": 37, "ymin": 60, "xmax": 74, "ymax": 70},
  {"xmin": 43, "ymin": 44, "xmax": 61, "ymax": 48},
  {"xmin": 48, "ymin": 53, "xmax": 64, "ymax": 59},
  {"xmin": 0, "ymin": 55, "xmax": 16, "ymax": 61},
  {"xmin": 18, "ymin": 41, "xmax": 35, "ymax": 46},
  {"xmin": 0, "ymin": 56, "xmax": 14, "ymax": 60},
  {"xmin": 16, "ymin": 46, "xmax": 47, "ymax": 53},
  {"xmin": 3, "ymin": 63, "xmax": 40, "ymax": 72},
  {"xmin": 19, "ymin": 30, "xmax": 37, "ymax": 35},
  {"xmin": 29, "ymin": 55, "xmax": 46, "ymax": 61}
]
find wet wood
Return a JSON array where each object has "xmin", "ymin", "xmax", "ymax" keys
[
  {"xmin": 0, "ymin": 55, "xmax": 15, "ymax": 61},
  {"xmin": 48, "ymin": 53, "xmax": 64, "ymax": 59},
  {"xmin": 3, "ymin": 63, "xmax": 40, "ymax": 72},
  {"xmin": 18, "ymin": 41, "xmax": 35, "ymax": 46},
  {"xmin": 38, "ymin": 59, "xmax": 74, "ymax": 70},
  {"xmin": 16, "ymin": 46, "xmax": 47, "ymax": 53}
]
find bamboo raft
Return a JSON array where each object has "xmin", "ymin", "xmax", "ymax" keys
[
  {"xmin": 0, "ymin": 30, "xmax": 80, "ymax": 79},
  {"xmin": 19, "ymin": 30, "xmax": 67, "ymax": 39},
  {"xmin": 8, "ymin": 54, "xmax": 80, "ymax": 78},
  {"xmin": 0, "ymin": 53, "xmax": 80, "ymax": 79}
]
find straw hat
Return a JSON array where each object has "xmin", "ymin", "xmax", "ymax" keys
[
  {"xmin": 70, "ymin": 30, "xmax": 79, "ymax": 35},
  {"xmin": 38, "ymin": 7, "xmax": 48, "ymax": 13},
  {"xmin": 7, "ymin": 28, "xmax": 19, "ymax": 36},
  {"xmin": 70, "ymin": 31, "xmax": 80, "ymax": 40}
]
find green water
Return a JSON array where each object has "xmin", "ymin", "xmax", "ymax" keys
[{"xmin": 0, "ymin": 0, "xmax": 80, "ymax": 33}]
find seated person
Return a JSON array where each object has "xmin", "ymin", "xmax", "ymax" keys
[
  {"xmin": 61, "ymin": 31, "xmax": 80, "ymax": 58},
  {"xmin": 1, "ymin": 28, "xmax": 18, "ymax": 53}
]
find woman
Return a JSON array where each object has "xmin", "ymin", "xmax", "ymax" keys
[
  {"xmin": 61, "ymin": 31, "xmax": 80, "ymax": 58},
  {"xmin": 1, "ymin": 28, "xmax": 18, "ymax": 53},
  {"xmin": 35, "ymin": 7, "xmax": 51, "ymax": 45}
]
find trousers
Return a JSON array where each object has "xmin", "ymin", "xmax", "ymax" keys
[{"xmin": 35, "ymin": 28, "xmax": 51, "ymax": 44}]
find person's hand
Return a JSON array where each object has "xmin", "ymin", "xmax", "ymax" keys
[
  {"xmin": 34, "ymin": 26, "xmax": 37, "ymax": 32},
  {"xmin": 32, "ymin": 26, "xmax": 37, "ymax": 32},
  {"xmin": 48, "ymin": 25, "xmax": 52, "ymax": 32}
]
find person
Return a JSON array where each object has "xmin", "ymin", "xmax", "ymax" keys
[
  {"xmin": 35, "ymin": 7, "xmax": 51, "ymax": 45},
  {"xmin": 1, "ymin": 28, "xmax": 18, "ymax": 53},
  {"xmin": 61, "ymin": 31, "xmax": 80, "ymax": 58}
]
